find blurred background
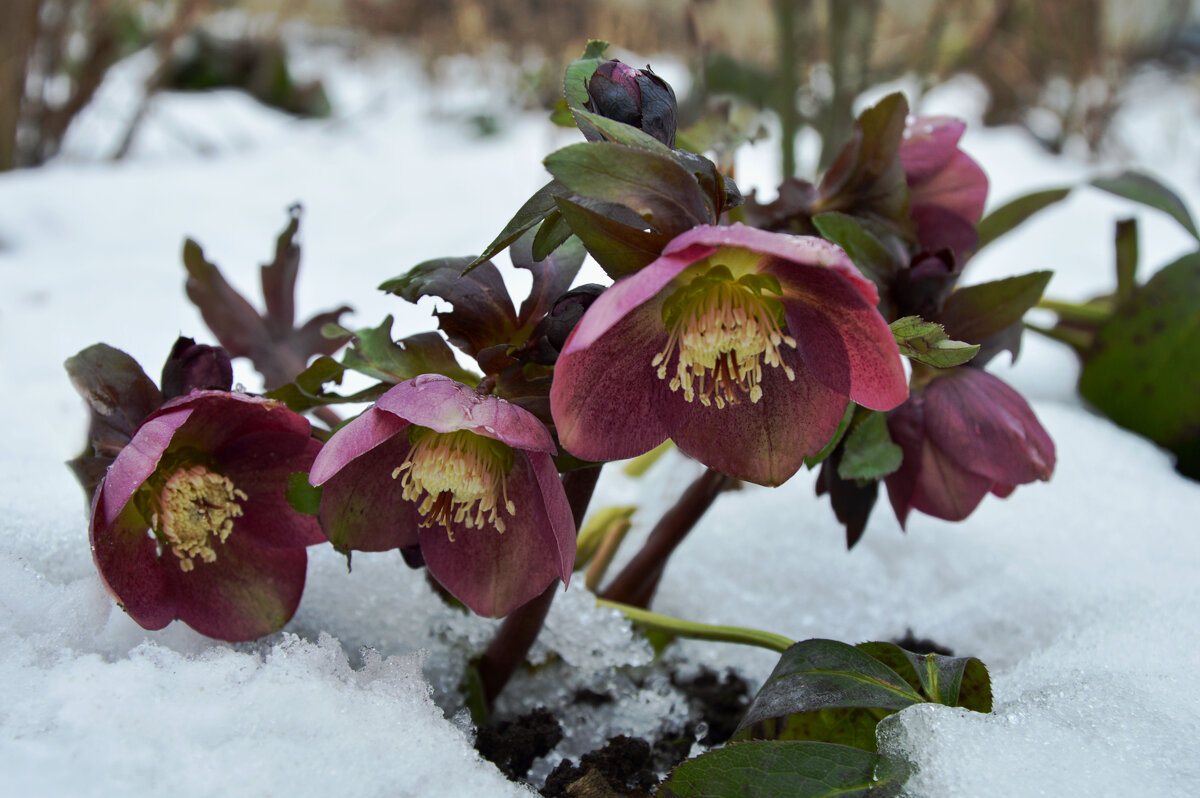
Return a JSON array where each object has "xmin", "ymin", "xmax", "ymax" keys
[{"xmin": 5, "ymin": 0, "xmax": 1200, "ymax": 174}]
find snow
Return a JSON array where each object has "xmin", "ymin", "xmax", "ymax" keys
[{"xmin": 3, "ymin": 32, "xmax": 1200, "ymax": 796}]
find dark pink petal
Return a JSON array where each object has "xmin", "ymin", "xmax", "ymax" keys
[
  {"xmin": 157, "ymin": 391, "xmax": 307, "ymax": 455},
  {"xmin": 551, "ymin": 289, "xmax": 694, "ymax": 462},
  {"xmin": 884, "ymin": 398, "xmax": 925, "ymax": 528},
  {"xmin": 418, "ymin": 452, "xmax": 572, "ymax": 618},
  {"xmin": 171, "ymin": 532, "xmax": 308, "ymax": 642},
  {"xmin": 923, "ymin": 368, "xmax": 1055, "ymax": 485},
  {"xmin": 910, "ymin": 204, "xmax": 979, "ymax": 255},
  {"xmin": 309, "ymin": 407, "xmax": 409, "ymax": 486},
  {"xmin": 317, "ymin": 433, "xmax": 420, "ymax": 552},
  {"xmin": 899, "ymin": 117, "xmax": 966, "ymax": 183},
  {"xmin": 673, "ymin": 351, "xmax": 849, "ymax": 486},
  {"xmin": 776, "ymin": 265, "xmax": 908, "ymax": 411},
  {"xmin": 527, "ymin": 450, "xmax": 576, "ymax": 582},
  {"xmin": 97, "ymin": 406, "xmax": 193, "ymax": 530},
  {"xmin": 909, "ymin": 150, "xmax": 987, "ymax": 226},
  {"xmin": 663, "ymin": 223, "xmax": 880, "ymax": 306},
  {"xmin": 376, "ymin": 375, "xmax": 556, "ymax": 454},
  {"xmin": 559, "ymin": 250, "xmax": 696, "ymax": 354},
  {"xmin": 90, "ymin": 494, "xmax": 177, "ymax": 630},
  {"xmin": 909, "ymin": 437, "xmax": 994, "ymax": 522},
  {"xmin": 221, "ymin": 436, "xmax": 326, "ymax": 548}
]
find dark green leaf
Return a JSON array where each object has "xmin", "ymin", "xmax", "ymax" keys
[
  {"xmin": 341, "ymin": 319, "xmax": 479, "ymax": 386},
  {"xmin": 1115, "ymin": 218, "xmax": 1139, "ymax": 302},
  {"xmin": 659, "ymin": 741, "xmax": 908, "ymax": 798},
  {"xmin": 264, "ymin": 355, "xmax": 389, "ymax": 412},
  {"xmin": 468, "ymin": 180, "xmax": 568, "ymax": 271},
  {"xmin": 1092, "ymin": 170, "xmax": 1199, "ymax": 241},
  {"xmin": 380, "ymin": 257, "xmax": 518, "ymax": 357},
  {"xmin": 889, "ymin": 316, "xmax": 980, "ymax": 368},
  {"xmin": 510, "ymin": 229, "xmax": 586, "ymax": 328},
  {"xmin": 856, "ymin": 642, "xmax": 992, "ymax": 712},
  {"xmin": 530, "ymin": 210, "xmax": 574, "ymax": 263},
  {"xmin": 735, "ymin": 639, "xmax": 924, "ymax": 740},
  {"xmin": 570, "ymin": 106, "xmax": 674, "ymax": 154},
  {"xmin": 554, "ymin": 194, "xmax": 671, "ymax": 278},
  {"xmin": 838, "ymin": 411, "xmax": 903, "ymax": 481},
  {"xmin": 812, "ymin": 212, "xmax": 897, "ymax": 288},
  {"xmin": 64, "ymin": 343, "xmax": 163, "ymax": 447},
  {"xmin": 1079, "ymin": 251, "xmax": 1200, "ymax": 478},
  {"xmin": 563, "ymin": 40, "xmax": 609, "ymax": 110},
  {"xmin": 285, "ymin": 472, "xmax": 322, "ymax": 515},
  {"xmin": 940, "ymin": 271, "xmax": 1053, "ymax": 345},
  {"xmin": 544, "ymin": 142, "xmax": 711, "ymax": 234},
  {"xmin": 259, "ymin": 207, "xmax": 301, "ymax": 334},
  {"xmin": 974, "ymin": 187, "xmax": 1072, "ymax": 253}
]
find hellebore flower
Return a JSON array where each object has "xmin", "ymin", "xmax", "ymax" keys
[
  {"xmin": 885, "ymin": 366, "xmax": 1055, "ymax": 526},
  {"xmin": 550, "ymin": 224, "xmax": 909, "ymax": 486},
  {"xmin": 308, "ymin": 374, "xmax": 575, "ymax": 618},
  {"xmin": 899, "ymin": 116, "xmax": 988, "ymax": 256},
  {"xmin": 90, "ymin": 390, "xmax": 325, "ymax": 641},
  {"xmin": 585, "ymin": 59, "xmax": 678, "ymax": 147}
]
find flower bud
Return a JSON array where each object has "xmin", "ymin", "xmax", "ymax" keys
[
  {"xmin": 585, "ymin": 60, "xmax": 678, "ymax": 148},
  {"xmin": 161, "ymin": 337, "xmax": 234, "ymax": 400}
]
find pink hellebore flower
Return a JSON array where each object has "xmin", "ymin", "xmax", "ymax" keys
[
  {"xmin": 899, "ymin": 116, "xmax": 988, "ymax": 256},
  {"xmin": 308, "ymin": 374, "xmax": 575, "ymax": 618},
  {"xmin": 90, "ymin": 391, "xmax": 325, "ymax": 641},
  {"xmin": 885, "ymin": 366, "xmax": 1055, "ymax": 526},
  {"xmin": 550, "ymin": 223, "xmax": 909, "ymax": 486}
]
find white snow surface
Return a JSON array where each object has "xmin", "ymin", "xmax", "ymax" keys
[{"xmin": 3, "ymin": 33, "xmax": 1200, "ymax": 796}]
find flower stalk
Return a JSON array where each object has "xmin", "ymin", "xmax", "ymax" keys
[{"xmin": 597, "ymin": 598, "xmax": 793, "ymax": 654}]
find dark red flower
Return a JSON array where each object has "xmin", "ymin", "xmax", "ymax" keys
[{"xmin": 900, "ymin": 116, "xmax": 988, "ymax": 256}]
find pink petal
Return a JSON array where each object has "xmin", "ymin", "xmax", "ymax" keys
[
  {"xmin": 776, "ymin": 265, "xmax": 908, "ymax": 411},
  {"xmin": 910, "ymin": 204, "xmax": 979, "ymax": 255},
  {"xmin": 551, "ymin": 289, "xmax": 694, "ymax": 462},
  {"xmin": 910, "ymin": 437, "xmax": 993, "ymax": 522},
  {"xmin": 672, "ymin": 351, "xmax": 849, "ymax": 486},
  {"xmin": 90, "ymin": 494, "xmax": 177, "ymax": 630},
  {"xmin": 376, "ymin": 375, "xmax": 556, "ymax": 454},
  {"xmin": 97, "ymin": 406, "xmax": 194, "ymax": 530},
  {"xmin": 527, "ymin": 450, "xmax": 576, "ymax": 583},
  {"xmin": 221, "ymin": 436, "xmax": 327, "ymax": 548},
  {"xmin": 172, "ymin": 531, "xmax": 308, "ymax": 641},
  {"xmin": 317, "ymin": 433, "xmax": 420, "ymax": 552},
  {"xmin": 900, "ymin": 117, "xmax": 966, "ymax": 183},
  {"xmin": 418, "ymin": 452, "xmax": 573, "ymax": 618},
  {"xmin": 309, "ymin": 407, "xmax": 409, "ymax": 486},
  {"xmin": 910, "ymin": 150, "xmax": 987, "ymax": 225},
  {"xmin": 923, "ymin": 368, "xmax": 1055, "ymax": 485},
  {"xmin": 160, "ymin": 390, "xmax": 307, "ymax": 454},
  {"xmin": 884, "ymin": 398, "xmax": 924, "ymax": 529}
]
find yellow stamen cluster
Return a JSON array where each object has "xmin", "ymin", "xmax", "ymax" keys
[
  {"xmin": 392, "ymin": 428, "xmax": 516, "ymax": 540},
  {"xmin": 653, "ymin": 263, "xmax": 797, "ymax": 408},
  {"xmin": 151, "ymin": 465, "xmax": 246, "ymax": 572}
]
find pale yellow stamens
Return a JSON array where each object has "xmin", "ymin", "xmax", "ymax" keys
[
  {"xmin": 653, "ymin": 262, "xmax": 797, "ymax": 408},
  {"xmin": 150, "ymin": 465, "xmax": 246, "ymax": 572},
  {"xmin": 392, "ymin": 428, "xmax": 515, "ymax": 540}
]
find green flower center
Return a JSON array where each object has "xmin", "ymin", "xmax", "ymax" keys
[
  {"xmin": 150, "ymin": 464, "xmax": 246, "ymax": 572},
  {"xmin": 654, "ymin": 257, "xmax": 796, "ymax": 408},
  {"xmin": 392, "ymin": 427, "xmax": 516, "ymax": 539}
]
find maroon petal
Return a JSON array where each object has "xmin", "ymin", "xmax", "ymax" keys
[
  {"xmin": 911, "ymin": 203, "xmax": 980, "ymax": 255},
  {"xmin": 551, "ymin": 289, "xmax": 693, "ymax": 462},
  {"xmin": 909, "ymin": 436, "xmax": 994, "ymax": 522},
  {"xmin": 156, "ymin": 391, "xmax": 306, "ymax": 455},
  {"xmin": 171, "ymin": 531, "xmax": 308, "ymax": 642},
  {"xmin": 527, "ymin": 450, "xmax": 576, "ymax": 582},
  {"xmin": 662, "ymin": 223, "xmax": 880, "ymax": 306},
  {"xmin": 884, "ymin": 398, "xmax": 925, "ymax": 529},
  {"xmin": 317, "ymin": 432, "xmax": 420, "ymax": 552},
  {"xmin": 673, "ymin": 351, "xmax": 849, "ymax": 486},
  {"xmin": 418, "ymin": 452, "xmax": 571, "ymax": 618},
  {"xmin": 910, "ymin": 150, "xmax": 987, "ymax": 226},
  {"xmin": 309, "ymin": 406, "xmax": 409, "ymax": 486},
  {"xmin": 97, "ymin": 406, "xmax": 193, "ymax": 530},
  {"xmin": 776, "ymin": 265, "xmax": 908, "ymax": 411},
  {"xmin": 900, "ymin": 117, "xmax": 965, "ymax": 182},
  {"xmin": 90, "ymin": 494, "xmax": 177, "ymax": 630},
  {"xmin": 923, "ymin": 368, "xmax": 1055, "ymax": 485},
  {"xmin": 221, "ymin": 436, "xmax": 327, "ymax": 548},
  {"xmin": 376, "ymin": 375, "xmax": 556, "ymax": 454}
]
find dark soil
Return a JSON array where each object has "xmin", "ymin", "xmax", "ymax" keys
[{"xmin": 475, "ymin": 707, "xmax": 564, "ymax": 781}]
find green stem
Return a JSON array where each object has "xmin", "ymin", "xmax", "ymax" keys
[
  {"xmin": 598, "ymin": 598, "xmax": 794, "ymax": 654},
  {"xmin": 1024, "ymin": 321, "xmax": 1089, "ymax": 353},
  {"xmin": 1036, "ymin": 297, "xmax": 1112, "ymax": 324}
]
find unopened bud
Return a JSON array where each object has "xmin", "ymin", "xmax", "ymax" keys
[
  {"xmin": 585, "ymin": 60, "xmax": 678, "ymax": 148},
  {"xmin": 161, "ymin": 337, "xmax": 233, "ymax": 399}
]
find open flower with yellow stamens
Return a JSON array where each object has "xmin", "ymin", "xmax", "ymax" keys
[
  {"xmin": 90, "ymin": 390, "xmax": 325, "ymax": 641},
  {"xmin": 550, "ymin": 223, "xmax": 909, "ymax": 486},
  {"xmin": 309, "ymin": 374, "xmax": 576, "ymax": 619}
]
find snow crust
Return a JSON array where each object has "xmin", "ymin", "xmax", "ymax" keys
[{"xmin": 2, "ymin": 29, "xmax": 1200, "ymax": 796}]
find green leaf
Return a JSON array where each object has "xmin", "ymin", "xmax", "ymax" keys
[
  {"xmin": 341, "ymin": 318, "xmax": 479, "ymax": 386},
  {"xmin": 974, "ymin": 186, "xmax": 1072, "ymax": 253},
  {"xmin": 554, "ymin": 194, "xmax": 671, "ymax": 279},
  {"xmin": 939, "ymin": 271, "xmax": 1053, "ymax": 345},
  {"xmin": 285, "ymin": 472, "xmax": 322, "ymax": 516},
  {"xmin": 563, "ymin": 40, "xmax": 609, "ymax": 110},
  {"xmin": 265, "ymin": 355, "xmax": 389, "ymax": 412},
  {"xmin": 1092, "ymin": 170, "xmax": 1199, "ymax": 241},
  {"xmin": 1114, "ymin": 217, "xmax": 1139, "ymax": 302},
  {"xmin": 530, "ymin": 209, "xmax": 574, "ymax": 262},
  {"xmin": 64, "ymin": 343, "xmax": 163, "ymax": 445},
  {"xmin": 812, "ymin": 212, "xmax": 897, "ymax": 289},
  {"xmin": 889, "ymin": 316, "xmax": 980, "ymax": 368},
  {"xmin": 1079, "ymin": 251, "xmax": 1200, "ymax": 478},
  {"xmin": 544, "ymin": 141, "xmax": 712, "ymax": 234},
  {"xmin": 734, "ymin": 639, "xmax": 925, "ymax": 741},
  {"xmin": 658, "ymin": 741, "xmax": 908, "ymax": 798},
  {"xmin": 805, "ymin": 403, "xmax": 856, "ymax": 469},
  {"xmin": 855, "ymin": 643, "xmax": 992, "ymax": 712},
  {"xmin": 838, "ymin": 411, "xmax": 903, "ymax": 481},
  {"xmin": 570, "ymin": 106, "xmax": 674, "ymax": 154},
  {"xmin": 468, "ymin": 180, "xmax": 567, "ymax": 271}
]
